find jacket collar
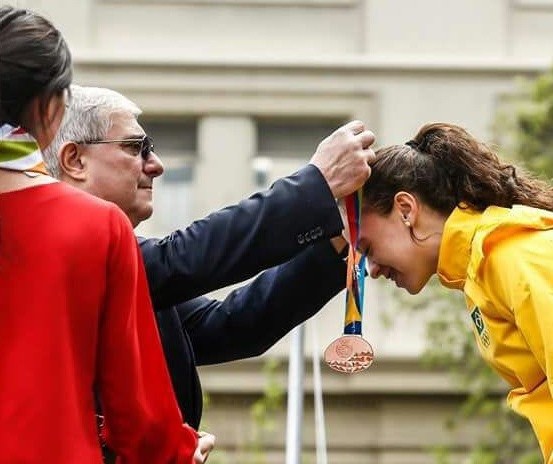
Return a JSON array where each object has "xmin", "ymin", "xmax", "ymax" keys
[
  {"xmin": 437, "ymin": 204, "xmax": 553, "ymax": 291},
  {"xmin": 437, "ymin": 207, "xmax": 479, "ymax": 290}
]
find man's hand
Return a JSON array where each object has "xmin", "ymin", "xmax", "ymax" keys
[
  {"xmin": 330, "ymin": 235, "xmax": 348, "ymax": 255},
  {"xmin": 310, "ymin": 120, "xmax": 376, "ymax": 199},
  {"xmin": 193, "ymin": 431, "xmax": 216, "ymax": 463}
]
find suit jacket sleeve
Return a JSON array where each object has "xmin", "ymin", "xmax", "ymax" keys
[
  {"xmin": 176, "ymin": 240, "xmax": 346, "ymax": 365},
  {"xmin": 140, "ymin": 164, "xmax": 343, "ymax": 310}
]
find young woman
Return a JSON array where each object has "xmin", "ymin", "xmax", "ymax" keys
[
  {"xmin": 359, "ymin": 122, "xmax": 553, "ymax": 462},
  {"xmin": 0, "ymin": 6, "xmax": 212, "ymax": 463}
]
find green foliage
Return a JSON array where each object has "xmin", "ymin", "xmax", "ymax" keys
[
  {"xmin": 515, "ymin": 72, "xmax": 553, "ymax": 176},
  {"xmin": 201, "ymin": 359, "xmax": 284, "ymax": 464},
  {"xmin": 495, "ymin": 68, "xmax": 553, "ymax": 179},
  {"xmin": 244, "ymin": 358, "xmax": 285, "ymax": 464}
]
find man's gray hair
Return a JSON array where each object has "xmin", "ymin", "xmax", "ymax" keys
[{"xmin": 43, "ymin": 84, "xmax": 142, "ymax": 178}]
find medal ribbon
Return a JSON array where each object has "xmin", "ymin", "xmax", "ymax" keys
[
  {"xmin": 343, "ymin": 190, "xmax": 366, "ymax": 335},
  {"xmin": 0, "ymin": 124, "xmax": 49, "ymax": 174}
]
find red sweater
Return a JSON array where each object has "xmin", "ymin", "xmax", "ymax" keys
[{"xmin": 0, "ymin": 182, "xmax": 197, "ymax": 463}]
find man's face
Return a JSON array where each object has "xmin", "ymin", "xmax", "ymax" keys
[{"xmin": 80, "ymin": 111, "xmax": 164, "ymax": 227}]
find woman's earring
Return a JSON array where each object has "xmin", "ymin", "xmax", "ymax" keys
[{"xmin": 402, "ymin": 215, "xmax": 411, "ymax": 228}]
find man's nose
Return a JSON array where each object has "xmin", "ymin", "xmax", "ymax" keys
[{"xmin": 143, "ymin": 151, "xmax": 164, "ymax": 178}]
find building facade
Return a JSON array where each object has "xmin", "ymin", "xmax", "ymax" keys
[{"xmin": 15, "ymin": 0, "xmax": 553, "ymax": 461}]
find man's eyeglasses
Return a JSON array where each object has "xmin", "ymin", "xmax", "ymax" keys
[{"xmin": 76, "ymin": 135, "xmax": 154, "ymax": 161}]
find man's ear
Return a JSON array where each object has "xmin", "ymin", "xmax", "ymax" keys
[{"xmin": 58, "ymin": 141, "xmax": 87, "ymax": 182}]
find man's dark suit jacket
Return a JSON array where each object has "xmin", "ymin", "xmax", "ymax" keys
[{"xmin": 139, "ymin": 164, "xmax": 347, "ymax": 429}]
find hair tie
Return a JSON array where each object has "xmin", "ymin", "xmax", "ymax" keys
[{"xmin": 405, "ymin": 140, "xmax": 419, "ymax": 150}]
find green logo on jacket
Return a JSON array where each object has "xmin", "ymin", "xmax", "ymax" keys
[{"xmin": 470, "ymin": 307, "xmax": 491, "ymax": 348}]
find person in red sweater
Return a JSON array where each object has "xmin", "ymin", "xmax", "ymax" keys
[{"xmin": 0, "ymin": 6, "xmax": 213, "ymax": 463}]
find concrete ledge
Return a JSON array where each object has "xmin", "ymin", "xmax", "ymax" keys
[
  {"xmin": 198, "ymin": 356, "xmax": 508, "ymax": 395},
  {"xmin": 101, "ymin": 0, "xmax": 356, "ymax": 6},
  {"xmin": 73, "ymin": 53, "xmax": 550, "ymax": 74}
]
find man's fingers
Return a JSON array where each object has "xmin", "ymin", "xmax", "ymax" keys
[
  {"xmin": 194, "ymin": 432, "xmax": 216, "ymax": 463},
  {"xmin": 344, "ymin": 120, "xmax": 365, "ymax": 135},
  {"xmin": 358, "ymin": 130, "xmax": 375, "ymax": 149},
  {"xmin": 310, "ymin": 119, "xmax": 377, "ymax": 198},
  {"xmin": 366, "ymin": 164, "xmax": 372, "ymax": 179},
  {"xmin": 363, "ymin": 147, "xmax": 376, "ymax": 165}
]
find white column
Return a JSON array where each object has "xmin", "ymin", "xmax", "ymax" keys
[
  {"xmin": 285, "ymin": 325, "xmax": 305, "ymax": 464},
  {"xmin": 195, "ymin": 116, "xmax": 256, "ymax": 218}
]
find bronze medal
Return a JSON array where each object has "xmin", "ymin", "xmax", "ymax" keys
[
  {"xmin": 324, "ymin": 190, "xmax": 375, "ymax": 374},
  {"xmin": 324, "ymin": 335, "xmax": 374, "ymax": 374}
]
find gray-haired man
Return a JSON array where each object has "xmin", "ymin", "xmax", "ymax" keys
[{"xmin": 44, "ymin": 84, "xmax": 374, "ymax": 455}]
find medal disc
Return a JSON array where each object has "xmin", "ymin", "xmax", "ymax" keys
[{"xmin": 324, "ymin": 335, "xmax": 374, "ymax": 374}]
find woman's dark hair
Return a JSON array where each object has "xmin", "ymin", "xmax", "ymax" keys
[
  {"xmin": 363, "ymin": 122, "xmax": 553, "ymax": 216},
  {"xmin": 0, "ymin": 5, "xmax": 72, "ymax": 127}
]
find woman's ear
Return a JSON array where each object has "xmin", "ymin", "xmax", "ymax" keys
[
  {"xmin": 393, "ymin": 191, "xmax": 418, "ymax": 226},
  {"xmin": 58, "ymin": 141, "xmax": 86, "ymax": 182}
]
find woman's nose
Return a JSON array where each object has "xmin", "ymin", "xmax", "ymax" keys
[{"xmin": 368, "ymin": 260, "xmax": 382, "ymax": 279}]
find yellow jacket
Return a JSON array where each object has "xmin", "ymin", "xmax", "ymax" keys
[{"xmin": 437, "ymin": 205, "xmax": 553, "ymax": 462}]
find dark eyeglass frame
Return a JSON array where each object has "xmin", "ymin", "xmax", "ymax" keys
[{"xmin": 76, "ymin": 135, "xmax": 154, "ymax": 161}]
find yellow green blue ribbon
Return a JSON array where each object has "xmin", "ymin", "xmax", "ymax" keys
[{"xmin": 343, "ymin": 190, "xmax": 366, "ymax": 335}]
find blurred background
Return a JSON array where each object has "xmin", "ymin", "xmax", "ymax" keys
[{"xmin": 14, "ymin": 0, "xmax": 553, "ymax": 462}]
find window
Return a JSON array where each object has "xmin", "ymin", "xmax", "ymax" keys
[{"xmin": 254, "ymin": 118, "xmax": 345, "ymax": 187}]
